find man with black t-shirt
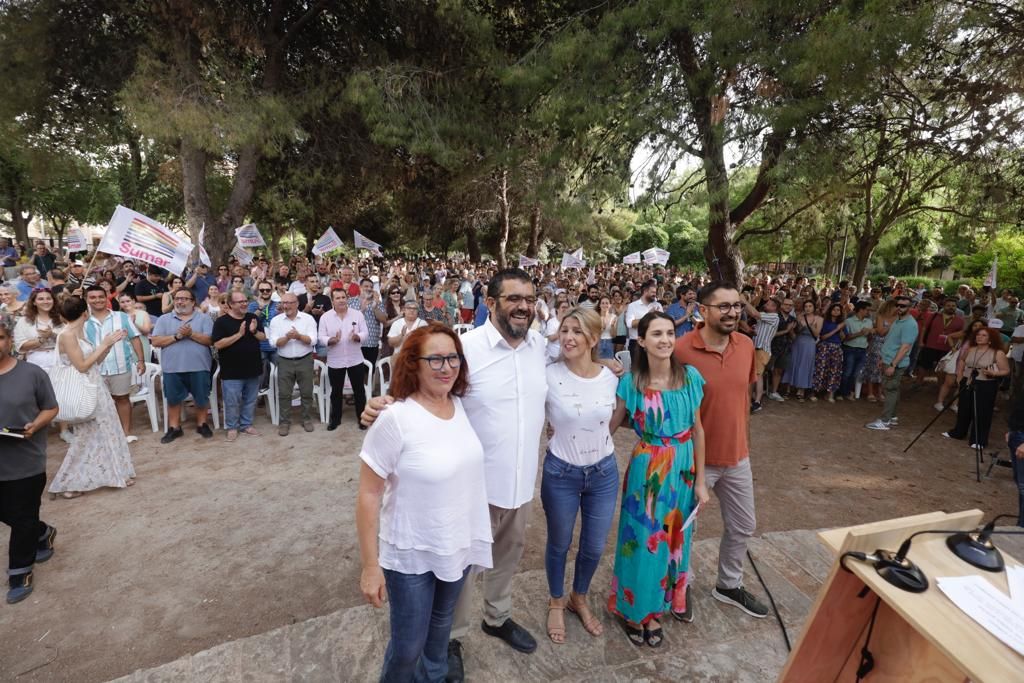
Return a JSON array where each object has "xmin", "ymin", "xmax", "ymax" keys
[
  {"xmin": 135, "ymin": 267, "xmax": 167, "ymax": 318},
  {"xmin": 212, "ymin": 291, "xmax": 265, "ymax": 442}
]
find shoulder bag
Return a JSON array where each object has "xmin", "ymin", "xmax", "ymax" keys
[{"xmin": 47, "ymin": 331, "xmax": 100, "ymax": 423}]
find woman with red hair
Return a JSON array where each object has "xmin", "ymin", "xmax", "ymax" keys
[{"xmin": 356, "ymin": 322, "xmax": 493, "ymax": 682}]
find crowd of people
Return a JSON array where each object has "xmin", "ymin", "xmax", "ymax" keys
[{"xmin": 0, "ymin": 238, "xmax": 1022, "ymax": 683}]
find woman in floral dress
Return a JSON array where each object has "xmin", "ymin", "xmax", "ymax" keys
[
  {"xmin": 49, "ymin": 296, "xmax": 135, "ymax": 498},
  {"xmin": 608, "ymin": 311, "xmax": 707, "ymax": 648},
  {"xmin": 812, "ymin": 303, "xmax": 846, "ymax": 401}
]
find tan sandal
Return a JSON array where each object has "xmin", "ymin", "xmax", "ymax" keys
[
  {"xmin": 61, "ymin": 491, "xmax": 82, "ymax": 499},
  {"xmin": 547, "ymin": 598, "xmax": 566, "ymax": 644},
  {"xmin": 567, "ymin": 593, "xmax": 603, "ymax": 636}
]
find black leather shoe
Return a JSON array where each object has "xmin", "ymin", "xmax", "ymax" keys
[
  {"xmin": 326, "ymin": 422, "xmax": 339, "ymax": 432},
  {"xmin": 445, "ymin": 639, "xmax": 464, "ymax": 682},
  {"xmin": 160, "ymin": 427, "xmax": 183, "ymax": 444},
  {"xmin": 481, "ymin": 618, "xmax": 537, "ymax": 653}
]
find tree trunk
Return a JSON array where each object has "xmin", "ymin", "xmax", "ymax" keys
[
  {"xmin": 465, "ymin": 224, "xmax": 481, "ymax": 263},
  {"xmin": 526, "ymin": 204, "xmax": 541, "ymax": 258},
  {"xmin": 8, "ymin": 195, "xmax": 31, "ymax": 249},
  {"xmin": 850, "ymin": 234, "xmax": 879, "ymax": 290},
  {"xmin": 495, "ymin": 169, "xmax": 511, "ymax": 270},
  {"xmin": 822, "ymin": 237, "xmax": 836, "ymax": 277},
  {"xmin": 702, "ymin": 145, "xmax": 744, "ymax": 284}
]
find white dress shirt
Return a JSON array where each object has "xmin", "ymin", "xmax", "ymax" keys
[
  {"xmin": 625, "ymin": 298, "xmax": 663, "ymax": 340},
  {"xmin": 460, "ymin": 318, "xmax": 548, "ymax": 509},
  {"xmin": 267, "ymin": 311, "xmax": 318, "ymax": 358}
]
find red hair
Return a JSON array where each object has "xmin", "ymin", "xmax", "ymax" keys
[{"xmin": 390, "ymin": 322, "xmax": 469, "ymax": 399}]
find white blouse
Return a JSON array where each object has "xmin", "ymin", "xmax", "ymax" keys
[
  {"xmin": 360, "ymin": 396, "xmax": 493, "ymax": 581},
  {"xmin": 545, "ymin": 362, "xmax": 618, "ymax": 466}
]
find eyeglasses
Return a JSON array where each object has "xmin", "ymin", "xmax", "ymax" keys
[
  {"xmin": 173, "ymin": 296, "xmax": 194, "ymax": 302},
  {"xmin": 708, "ymin": 302, "xmax": 744, "ymax": 314},
  {"xmin": 498, "ymin": 294, "xmax": 538, "ymax": 305},
  {"xmin": 389, "ymin": 291, "xmax": 401, "ymax": 295},
  {"xmin": 258, "ymin": 288, "xmax": 272, "ymax": 294},
  {"xmin": 416, "ymin": 353, "xmax": 462, "ymax": 371}
]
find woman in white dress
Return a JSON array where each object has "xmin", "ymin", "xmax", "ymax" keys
[{"xmin": 48, "ymin": 296, "xmax": 136, "ymax": 499}]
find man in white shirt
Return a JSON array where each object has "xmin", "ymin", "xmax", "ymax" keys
[
  {"xmin": 624, "ymin": 279, "xmax": 663, "ymax": 361},
  {"xmin": 318, "ymin": 288, "xmax": 369, "ymax": 431},
  {"xmin": 267, "ymin": 293, "xmax": 317, "ymax": 436}
]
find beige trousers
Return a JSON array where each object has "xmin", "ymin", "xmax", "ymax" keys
[{"xmin": 449, "ymin": 501, "xmax": 533, "ymax": 639}]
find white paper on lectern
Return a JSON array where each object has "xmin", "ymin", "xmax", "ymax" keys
[
  {"xmin": 936, "ymin": 576, "xmax": 1024, "ymax": 657},
  {"xmin": 1007, "ymin": 566, "xmax": 1024, "ymax": 607}
]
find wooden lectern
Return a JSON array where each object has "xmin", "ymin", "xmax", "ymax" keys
[{"xmin": 779, "ymin": 510, "xmax": 1024, "ymax": 683}]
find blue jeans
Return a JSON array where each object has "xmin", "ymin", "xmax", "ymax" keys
[
  {"xmin": 839, "ymin": 346, "xmax": 866, "ymax": 397},
  {"xmin": 381, "ymin": 568, "xmax": 468, "ymax": 683},
  {"xmin": 540, "ymin": 451, "xmax": 618, "ymax": 597},
  {"xmin": 1009, "ymin": 431, "xmax": 1024, "ymax": 527},
  {"xmin": 222, "ymin": 377, "xmax": 260, "ymax": 430},
  {"xmin": 598, "ymin": 339, "xmax": 614, "ymax": 359}
]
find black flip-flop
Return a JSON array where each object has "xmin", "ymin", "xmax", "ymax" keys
[
  {"xmin": 644, "ymin": 624, "xmax": 664, "ymax": 648},
  {"xmin": 620, "ymin": 618, "xmax": 644, "ymax": 646}
]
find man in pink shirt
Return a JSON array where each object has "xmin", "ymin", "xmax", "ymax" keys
[{"xmin": 319, "ymin": 288, "xmax": 369, "ymax": 431}]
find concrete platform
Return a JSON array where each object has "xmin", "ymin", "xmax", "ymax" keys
[
  {"xmin": 109, "ymin": 529, "xmax": 831, "ymax": 682},
  {"xmin": 110, "ymin": 528, "xmax": 1024, "ymax": 682}
]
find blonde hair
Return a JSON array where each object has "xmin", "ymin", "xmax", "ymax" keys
[{"xmin": 558, "ymin": 306, "xmax": 602, "ymax": 362}]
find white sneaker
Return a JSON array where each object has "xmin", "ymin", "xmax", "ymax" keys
[
  {"xmin": 59, "ymin": 430, "xmax": 73, "ymax": 444},
  {"xmin": 934, "ymin": 402, "xmax": 944, "ymax": 411},
  {"xmin": 865, "ymin": 419, "xmax": 891, "ymax": 431},
  {"xmin": 126, "ymin": 435, "xmax": 139, "ymax": 444},
  {"xmin": 767, "ymin": 392, "xmax": 785, "ymax": 402},
  {"xmin": 951, "ymin": 404, "xmax": 958, "ymax": 413},
  {"xmin": 888, "ymin": 417, "xmax": 898, "ymax": 425}
]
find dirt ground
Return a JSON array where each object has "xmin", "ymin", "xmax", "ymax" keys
[{"xmin": 1, "ymin": 381, "xmax": 1018, "ymax": 682}]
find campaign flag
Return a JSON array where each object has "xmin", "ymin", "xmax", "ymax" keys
[
  {"xmin": 65, "ymin": 227, "xmax": 89, "ymax": 253},
  {"xmin": 231, "ymin": 242, "xmax": 254, "ymax": 265},
  {"xmin": 560, "ymin": 251, "xmax": 586, "ymax": 269},
  {"xmin": 234, "ymin": 223, "xmax": 266, "ymax": 248},
  {"xmin": 570, "ymin": 247, "xmax": 583, "ymax": 259},
  {"xmin": 518, "ymin": 255, "xmax": 539, "ymax": 268},
  {"xmin": 622, "ymin": 251, "xmax": 641, "ymax": 264},
  {"xmin": 983, "ymin": 256, "xmax": 997, "ymax": 289},
  {"xmin": 97, "ymin": 205, "xmax": 193, "ymax": 276},
  {"xmin": 311, "ymin": 227, "xmax": 343, "ymax": 256},
  {"xmin": 643, "ymin": 247, "xmax": 670, "ymax": 265},
  {"xmin": 353, "ymin": 229, "xmax": 383, "ymax": 256},
  {"xmin": 195, "ymin": 224, "xmax": 211, "ymax": 267}
]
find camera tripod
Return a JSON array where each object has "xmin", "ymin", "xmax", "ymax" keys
[{"xmin": 903, "ymin": 372, "xmax": 1005, "ymax": 482}]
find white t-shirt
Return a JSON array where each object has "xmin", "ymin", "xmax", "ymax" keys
[
  {"xmin": 544, "ymin": 316, "xmax": 561, "ymax": 363},
  {"xmin": 387, "ymin": 317, "xmax": 427, "ymax": 354},
  {"xmin": 545, "ymin": 363, "xmax": 618, "ymax": 466},
  {"xmin": 359, "ymin": 397, "xmax": 493, "ymax": 581},
  {"xmin": 1011, "ymin": 324, "xmax": 1024, "ymax": 363},
  {"xmin": 625, "ymin": 299, "xmax": 663, "ymax": 340}
]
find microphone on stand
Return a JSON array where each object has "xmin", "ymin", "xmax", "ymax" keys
[{"xmin": 946, "ymin": 514, "xmax": 1017, "ymax": 572}]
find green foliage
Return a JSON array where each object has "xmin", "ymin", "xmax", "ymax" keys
[{"xmin": 953, "ymin": 232, "xmax": 1024, "ymax": 291}]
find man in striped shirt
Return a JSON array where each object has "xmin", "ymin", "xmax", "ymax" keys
[
  {"xmin": 744, "ymin": 296, "xmax": 780, "ymax": 414},
  {"xmin": 83, "ymin": 285, "xmax": 146, "ymax": 440}
]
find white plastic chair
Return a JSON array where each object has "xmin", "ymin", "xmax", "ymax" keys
[
  {"xmin": 615, "ymin": 349, "xmax": 632, "ymax": 373},
  {"xmin": 159, "ymin": 364, "xmax": 220, "ymax": 431},
  {"xmin": 340, "ymin": 359, "xmax": 375, "ymax": 399},
  {"xmin": 453, "ymin": 323, "xmax": 473, "ymax": 336},
  {"xmin": 375, "ymin": 356, "xmax": 394, "ymax": 397},
  {"xmin": 313, "ymin": 359, "xmax": 330, "ymax": 424},
  {"xmin": 130, "ymin": 362, "xmax": 162, "ymax": 433}
]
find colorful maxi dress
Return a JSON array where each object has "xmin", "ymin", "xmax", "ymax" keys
[{"xmin": 608, "ymin": 366, "xmax": 705, "ymax": 625}]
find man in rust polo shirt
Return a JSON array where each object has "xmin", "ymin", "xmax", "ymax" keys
[{"xmin": 674, "ymin": 281, "xmax": 769, "ymax": 619}]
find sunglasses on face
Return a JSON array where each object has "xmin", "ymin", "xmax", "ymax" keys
[{"xmin": 258, "ymin": 289, "xmax": 272, "ymax": 294}]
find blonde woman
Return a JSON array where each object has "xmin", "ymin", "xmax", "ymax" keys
[
  {"xmin": 542, "ymin": 307, "xmax": 619, "ymax": 644},
  {"xmin": 859, "ymin": 299, "xmax": 898, "ymax": 402}
]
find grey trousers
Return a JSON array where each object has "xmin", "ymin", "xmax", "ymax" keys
[
  {"xmin": 703, "ymin": 457, "xmax": 756, "ymax": 590},
  {"xmin": 450, "ymin": 501, "xmax": 532, "ymax": 639},
  {"xmin": 276, "ymin": 354, "xmax": 315, "ymax": 425}
]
